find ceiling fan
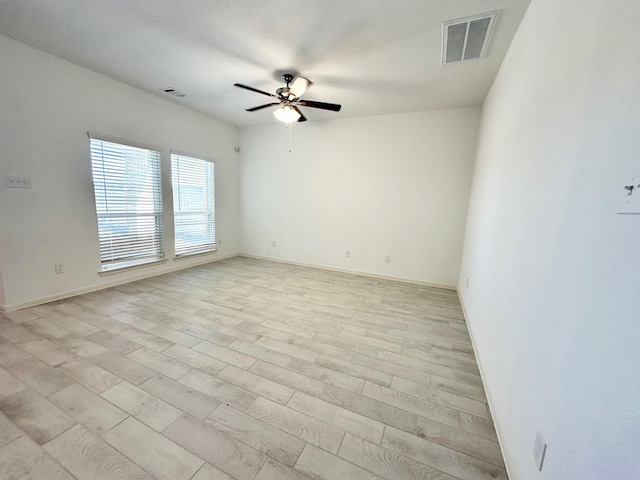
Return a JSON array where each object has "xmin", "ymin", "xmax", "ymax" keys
[{"xmin": 234, "ymin": 74, "xmax": 342, "ymax": 123}]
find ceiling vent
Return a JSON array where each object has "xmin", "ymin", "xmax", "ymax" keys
[
  {"xmin": 161, "ymin": 87, "xmax": 186, "ymax": 98},
  {"xmin": 442, "ymin": 12, "xmax": 498, "ymax": 65}
]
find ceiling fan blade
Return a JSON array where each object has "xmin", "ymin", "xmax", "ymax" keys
[
  {"xmin": 233, "ymin": 83, "xmax": 279, "ymax": 99},
  {"xmin": 289, "ymin": 76, "xmax": 311, "ymax": 98},
  {"xmin": 293, "ymin": 106, "xmax": 307, "ymax": 122},
  {"xmin": 297, "ymin": 100, "xmax": 342, "ymax": 112},
  {"xmin": 245, "ymin": 102, "xmax": 281, "ymax": 112}
]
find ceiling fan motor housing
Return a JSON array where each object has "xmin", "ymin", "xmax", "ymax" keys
[
  {"xmin": 276, "ymin": 86, "xmax": 292, "ymax": 98},
  {"xmin": 278, "ymin": 74, "xmax": 296, "ymax": 99}
]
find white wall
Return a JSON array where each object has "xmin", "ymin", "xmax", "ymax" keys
[
  {"xmin": 0, "ymin": 35, "xmax": 240, "ymax": 309},
  {"xmin": 459, "ymin": 0, "xmax": 640, "ymax": 478},
  {"xmin": 239, "ymin": 109, "xmax": 480, "ymax": 287}
]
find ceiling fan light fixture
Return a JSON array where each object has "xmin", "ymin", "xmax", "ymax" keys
[{"xmin": 273, "ymin": 105, "xmax": 300, "ymax": 123}]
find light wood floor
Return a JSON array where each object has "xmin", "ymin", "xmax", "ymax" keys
[{"xmin": 0, "ymin": 256, "xmax": 507, "ymax": 480}]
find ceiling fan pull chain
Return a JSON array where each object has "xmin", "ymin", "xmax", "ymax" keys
[{"xmin": 288, "ymin": 121, "xmax": 293, "ymax": 153}]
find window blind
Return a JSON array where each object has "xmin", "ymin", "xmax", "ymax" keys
[
  {"xmin": 89, "ymin": 137, "xmax": 164, "ymax": 269},
  {"xmin": 171, "ymin": 153, "xmax": 216, "ymax": 257}
]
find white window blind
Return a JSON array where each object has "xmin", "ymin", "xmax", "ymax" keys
[
  {"xmin": 171, "ymin": 153, "xmax": 216, "ymax": 257},
  {"xmin": 89, "ymin": 136, "xmax": 164, "ymax": 270}
]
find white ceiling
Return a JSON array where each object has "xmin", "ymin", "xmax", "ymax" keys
[{"xmin": 0, "ymin": 0, "xmax": 531, "ymax": 127}]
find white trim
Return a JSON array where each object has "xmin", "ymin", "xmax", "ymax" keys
[
  {"xmin": 239, "ymin": 254, "xmax": 457, "ymax": 290},
  {"xmin": 2, "ymin": 252, "xmax": 456, "ymax": 311},
  {"xmin": 169, "ymin": 149, "xmax": 216, "ymax": 164},
  {"xmin": 1, "ymin": 253, "xmax": 239, "ymax": 312},
  {"xmin": 99, "ymin": 258, "xmax": 168, "ymax": 276},
  {"xmin": 174, "ymin": 248, "xmax": 218, "ymax": 260},
  {"xmin": 458, "ymin": 291, "xmax": 516, "ymax": 480},
  {"xmin": 87, "ymin": 131, "xmax": 163, "ymax": 153}
]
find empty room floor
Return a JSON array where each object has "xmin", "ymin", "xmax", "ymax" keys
[{"xmin": 0, "ymin": 257, "xmax": 507, "ymax": 480}]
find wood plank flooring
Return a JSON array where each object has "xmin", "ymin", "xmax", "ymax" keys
[{"xmin": 0, "ymin": 256, "xmax": 507, "ymax": 480}]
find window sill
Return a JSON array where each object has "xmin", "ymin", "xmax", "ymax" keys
[
  {"xmin": 98, "ymin": 258, "xmax": 168, "ymax": 276},
  {"xmin": 174, "ymin": 248, "xmax": 218, "ymax": 261}
]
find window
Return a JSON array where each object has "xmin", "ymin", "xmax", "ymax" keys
[
  {"xmin": 171, "ymin": 153, "xmax": 216, "ymax": 257},
  {"xmin": 89, "ymin": 135, "xmax": 164, "ymax": 271}
]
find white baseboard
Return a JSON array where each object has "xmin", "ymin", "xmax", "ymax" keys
[
  {"xmin": 239, "ymin": 254, "xmax": 457, "ymax": 290},
  {"xmin": 2, "ymin": 252, "xmax": 456, "ymax": 312},
  {"xmin": 458, "ymin": 291, "xmax": 517, "ymax": 480},
  {"xmin": 1, "ymin": 253, "xmax": 240, "ymax": 312}
]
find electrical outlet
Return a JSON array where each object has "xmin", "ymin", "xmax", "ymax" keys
[
  {"xmin": 5, "ymin": 175, "xmax": 31, "ymax": 188},
  {"xmin": 272, "ymin": 241, "xmax": 276, "ymax": 247},
  {"xmin": 466, "ymin": 277, "xmax": 470, "ymax": 288},
  {"xmin": 345, "ymin": 250, "xmax": 351, "ymax": 258},
  {"xmin": 533, "ymin": 429, "xmax": 547, "ymax": 471},
  {"xmin": 55, "ymin": 263, "xmax": 65, "ymax": 274},
  {"xmin": 217, "ymin": 238, "xmax": 222, "ymax": 246},
  {"xmin": 384, "ymin": 256, "xmax": 391, "ymax": 263}
]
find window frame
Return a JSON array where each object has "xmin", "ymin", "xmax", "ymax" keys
[
  {"xmin": 170, "ymin": 151, "xmax": 217, "ymax": 258},
  {"xmin": 88, "ymin": 132, "xmax": 166, "ymax": 274}
]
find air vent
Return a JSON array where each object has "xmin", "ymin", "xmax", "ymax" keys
[
  {"xmin": 442, "ymin": 12, "xmax": 498, "ymax": 65},
  {"xmin": 161, "ymin": 88, "xmax": 186, "ymax": 98}
]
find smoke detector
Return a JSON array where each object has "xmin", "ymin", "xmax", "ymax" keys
[{"xmin": 442, "ymin": 12, "xmax": 498, "ymax": 65}]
